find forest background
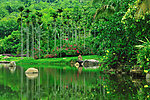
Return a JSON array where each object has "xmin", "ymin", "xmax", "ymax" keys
[{"xmin": 0, "ymin": 0, "xmax": 149, "ymax": 71}]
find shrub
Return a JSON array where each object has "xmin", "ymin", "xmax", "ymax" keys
[
  {"xmin": 51, "ymin": 42, "xmax": 95, "ymax": 57},
  {"xmin": 135, "ymin": 38, "xmax": 150, "ymax": 69}
]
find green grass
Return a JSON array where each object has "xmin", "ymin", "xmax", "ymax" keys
[
  {"xmin": 17, "ymin": 55, "xmax": 101, "ymax": 64},
  {"xmin": 1, "ymin": 55, "xmax": 103, "ymax": 71}
]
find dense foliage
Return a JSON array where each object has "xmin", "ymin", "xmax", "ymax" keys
[{"xmin": 0, "ymin": 0, "xmax": 149, "ymax": 70}]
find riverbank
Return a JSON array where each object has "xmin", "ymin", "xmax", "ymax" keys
[
  {"xmin": 0, "ymin": 55, "xmax": 149, "ymax": 74},
  {"xmin": 0, "ymin": 55, "xmax": 103, "ymax": 71}
]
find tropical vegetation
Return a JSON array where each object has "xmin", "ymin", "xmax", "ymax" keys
[{"xmin": 0, "ymin": 0, "xmax": 149, "ymax": 73}]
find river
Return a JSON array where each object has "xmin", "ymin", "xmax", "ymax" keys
[{"xmin": 0, "ymin": 64, "xmax": 149, "ymax": 100}]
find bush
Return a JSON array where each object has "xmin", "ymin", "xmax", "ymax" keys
[
  {"xmin": 0, "ymin": 31, "xmax": 20, "ymax": 54},
  {"xmin": 50, "ymin": 42, "xmax": 95, "ymax": 57},
  {"xmin": 135, "ymin": 38, "xmax": 150, "ymax": 69}
]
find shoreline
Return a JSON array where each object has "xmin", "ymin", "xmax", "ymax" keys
[{"xmin": 0, "ymin": 55, "xmax": 149, "ymax": 75}]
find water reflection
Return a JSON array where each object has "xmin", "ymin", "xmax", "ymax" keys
[
  {"xmin": 0, "ymin": 65, "xmax": 149, "ymax": 100},
  {"xmin": 8, "ymin": 66, "xmax": 16, "ymax": 73}
]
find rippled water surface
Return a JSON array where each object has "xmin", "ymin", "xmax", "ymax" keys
[{"xmin": 0, "ymin": 65, "xmax": 149, "ymax": 100}]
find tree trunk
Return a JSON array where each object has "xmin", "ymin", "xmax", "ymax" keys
[
  {"xmin": 21, "ymin": 16, "xmax": 23, "ymax": 58},
  {"xmin": 26, "ymin": 27, "xmax": 29, "ymax": 57},
  {"xmin": 31, "ymin": 24, "xmax": 34, "ymax": 58}
]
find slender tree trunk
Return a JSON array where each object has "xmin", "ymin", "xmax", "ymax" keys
[
  {"xmin": 59, "ymin": 25, "xmax": 61, "ymax": 57},
  {"xmin": 84, "ymin": 27, "xmax": 86, "ymax": 49},
  {"xmin": 72, "ymin": 25, "xmax": 74, "ymax": 43},
  {"xmin": 75, "ymin": 24, "xmax": 77, "ymax": 45},
  {"xmin": 63, "ymin": 27, "xmax": 65, "ymax": 44},
  {"xmin": 26, "ymin": 27, "xmax": 29, "ymax": 57},
  {"xmin": 54, "ymin": 24, "xmax": 57, "ymax": 52},
  {"xmin": 47, "ymin": 28, "xmax": 50, "ymax": 54},
  {"xmin": 67, "ymin": 25, "xmax": 69, "ymax": 40},
  {"xmin": 21, "ymin": 16, "xmax": 23, "ymax": 58},
  {"xmin": 38, "ymin": 26, "xmax": 41, "ymax": 59},
  {"xmin": 31, "ymin": 24, "xmax": 34, "ymax": 58},
  {"xmin": 35, "ymin": 27, "xmax": 37, "ymax": 56},
  {"xmin": 78, "ymin": 25, "xmax": 80, "ymax": 42}
]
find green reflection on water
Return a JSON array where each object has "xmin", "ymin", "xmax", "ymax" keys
[{"xmin": 0, "ymin": 64, "xmax": 149, "ymax": 100}]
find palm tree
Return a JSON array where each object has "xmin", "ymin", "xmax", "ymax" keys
[
  {"xmin": 31, "ymin": 14, "xmax": 36, "ymax": 58},
  {"xmin": 134, "ymin": 0, "xmax": 150, "ymax": 18},
  {"xmin": 24, "ymin": 9, "xmax": 32, "ymax": 58},
  {"xmin": 18, "ymin": 6, "xmax": 24, "ymax": 58},
  {"xmin": 36, "ymin": 11, "xmax": 43, "ymax": 59},
  {"xmin": 92, "ymin": 0, "xmax": 117, "ymax": 20},
  {"xmin": 122, "ymin": 0, "xmax": 150, "ymax": 21},
  {"xmin": 47, "ymin": 23, "xmax": 50, "ymax": 54}
]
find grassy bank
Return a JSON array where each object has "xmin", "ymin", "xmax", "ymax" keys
[
  {"xmin": 0, "ymin": 55, "xmax": 101, "ymax": 64},
  {"xmin": 0, "ymin": 55, "xmax": 103, "ymax": 71}
]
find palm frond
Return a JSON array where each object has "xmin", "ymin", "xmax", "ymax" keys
[
  {"xmin": 145, "ymin": 37, "xmax": 150, "ymax": 43},
  {"xmin": 138, "ymin": 39, "xmax": 146, "ymax": 43},
  {"xmin": 135, "ymin": 45, "xmax": 144, "ymax": 48},
  {"xmin": 93, "ymin": 5, "xmax": 115, "ymax": 20},
  {"xmin": 135, "ymin": 0, "xmax": 150, "ymax": 18}
]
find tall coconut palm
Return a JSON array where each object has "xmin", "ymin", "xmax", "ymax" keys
[
  {"xmin": 36, "ymin": 11, "xmax": 43, "ymax": 59},
  {"xmin": 54, "ymin": 23, "xmax": 57, "ymax": 52},
  {"xmin": 18, "ymin": 6, "xmax": 24, "ymax": 58},
  {"xmin": 47, "ymin": 23, "xmax": 50, "ymax": 54},
  {"xmin": 24, "ymin": 9, "xmax": 32, "ymax": 58},
  {"xmin": 74, "ymin": 22, "xmax": 78, "ymax": 45},
  {"xmin": 31, "ymin": 14, "xmax": 36, "ymax": 58}
]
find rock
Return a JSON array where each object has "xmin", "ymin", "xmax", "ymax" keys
[
  {"xmin": 25, "ymin": 68, "xmax": 38, "ymax": 79},
  {"xmin": 146, "ymin": 73, "xmax": 150, "ymax": 79},
  {"xmin": 9, "ymin": 66, "xmax": 16, "ymax": 73},
  {"xmin": 146, "ymin": 78, "xmax": 150, "ymax": 83},
  {"xmin": 83, "ymin": 59, "xmax": 99, "ymax": 69},
  {"xmin": 9, "ymin": 61, "xmax": 16, "ymax": 67},
  {"xmin": 75, "ymin": 62, "xmax": 79, "ymax": 68},
  {"xmin": 146, "ymin": 73, "xmax": 150, "ymax": 83}
]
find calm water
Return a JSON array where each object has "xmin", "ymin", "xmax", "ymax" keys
[{"xmin": 0, "ymin": 65, "xmax": 149, "ymax": 100}]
